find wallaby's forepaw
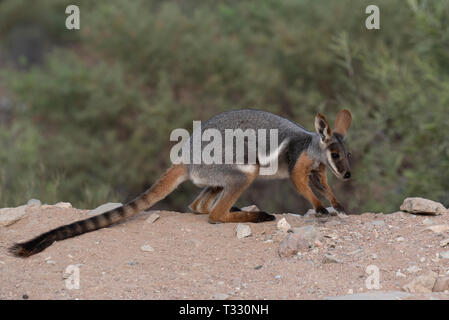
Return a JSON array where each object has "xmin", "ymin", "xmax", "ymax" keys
[
  {"xmin": 255, "ymin": 211, "xmax": 276, "ymax": 222},
  {"xmin": 315, "ymin": 206, "xmax": 329, "ymax": 217},
  {"xmin": 333, "ymin": 203, "xmax": 345, "ymax": 214}
]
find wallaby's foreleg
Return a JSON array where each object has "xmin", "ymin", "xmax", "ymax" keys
[
  {"xmin": 208, "ymin": 170, "xmax": 275, "ymax": 223},
  {"xmin": 189, "ymin": 186, "xmax": 223, "ymax": 214},
  {"xmin": 291, "ymin": 153, "xmax": 328, "ymax": 215},
  {"xmin": 311, "ymin": 165, "xmax": 345, "ymax": 213}
]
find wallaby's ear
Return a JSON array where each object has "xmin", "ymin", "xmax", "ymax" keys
[
  {"xmin": 315, "ymin": 113, "xmax": 332, "ymax": 144},
  {"xmin": 334, "ymin": 109, "xmax": 352, "ymax": 138}
]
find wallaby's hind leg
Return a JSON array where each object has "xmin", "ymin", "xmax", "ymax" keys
[
  {"xmin": 208, "ymin": 171, "xmax": 275, "ymax": 223},
  {"xmin": 189, "ymin": 186, "xmax": 223, "ymax": 214}
]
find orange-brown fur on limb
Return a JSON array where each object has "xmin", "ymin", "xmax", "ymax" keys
[
  {"xmin": 189, "ymin": 186, "xmax": 222, "ymax": 214},
  {"xmin": 291, "ymin": 153, "xmax": 328, "ymax": 214},
  {"xmin": 208, "ymin": 167, "xmax": 275, "ymax": 223},
  {"xmin": 312, "ymin": 164, "xmax": 344, "ymax": 212}
]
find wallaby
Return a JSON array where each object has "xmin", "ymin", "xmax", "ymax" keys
[{"xmin": 9, "ymin": 109, "xmax": 352, "ymax": 257}]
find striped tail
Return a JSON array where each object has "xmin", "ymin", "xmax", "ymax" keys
[{"xmin": 9, "ymin": 165, "xmax": 187, "ymax": 258}]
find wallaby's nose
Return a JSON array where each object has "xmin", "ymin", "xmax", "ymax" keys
[{"xmin": 344, "ymin": 171, "xmax": 351, "ymax": 179}]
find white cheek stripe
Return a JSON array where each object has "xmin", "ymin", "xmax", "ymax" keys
[{"xmin": 326, "ymin": 151, "xmax": 340, "ymax": 176}]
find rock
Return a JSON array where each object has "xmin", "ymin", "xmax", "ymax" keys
[
  {"xmin": 140, "ymin": 245, "xmax": 154, "ymax": 252},
  {"xmin": 277, "ymin": 218, "xmax": 291, "ymax": 233},
  {"xmin": 400, "ymin": 197, "xmax": 446, "ymax": 215},
  {"xmin": 370, "ymin": 220, "xmax": 385, "ymax": 226},
  {"xmin": 278, "ymin": 233, "xmax": 311, "ymax": 258},
  {"xmin": 145, "ymin": 213, "xmax": 160, "ymax": 224},
  {"xmin": 235, "ymin": 224, "xmax": 251, "ymax": 239},
  {"xmin": 432, "ymin": 276, "xmax": 449, "ymax": 292},
  {"xmin": 241, "ymin": 205, "xmax": 259, "ymax": 212},
  {"xmin": 323, "ymin": 254, "xmax": 343, "ymax": 264},
  {"xmin": 55, "ymin": 202, "xmax": 72, "ymax": 208},
  {"xmin": 27, "ymin": 199, "xmax": 41, "ymax": 206},
  {"xmin": 324, "ymin": 220, "xmax": 341, "ymax": 227},
  {"xmin": 396, "ymin": 237, "xmax": 405, "ymax": 242},
  {"xmin": 46, "ymin": 260, "xmax": 56, "ymax": 264},
  {"xmin": 422, "ymin": 218, "xmax": 434, "ymax": 225},
  {"xmin": 402, "ymin": 271, "xmax": 438, "ymax": 293},
  {"xmin": 396, "ymin": 270, "xmax": 406, "ymax": 278},
  {"xmin": 0, "ymin": 205, "xmax": 28, "ymax": 226},
  {"xmin": 327, "ymin": 291, "xmax": 412, "ymax": 300},
  {"xmin": 406, "ymin": 266, "xmax": 421, "ymax": 274},
  {"xmin": 212, "ymin": 293, "xmax": 230, "ymax": 300},
  {"xmin": 89, "ymin": 202, "xmax": 123, "ymax": 215},
  {"xmin": 426, "ymin": 225, "xmax": 449, "ymax": 233},
  {"xmin": 274, "ymin": 274, "xmax": 281, "ymax": 280},
  {"xmin": 439, "ymin": 251, "xmax": 449, "ymax": 259},
  {"xmin": 293, "ymin": 225, "xmax": 321, "ymax": 242},
  {"xmin": 304, "ymin": 209, "xmax": 316, "ymax": 217},
  {"xmin": 440, "ymin": 239, "xmax": 449, "ymax": 247}
]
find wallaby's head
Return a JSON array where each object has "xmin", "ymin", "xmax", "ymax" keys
[{"xmin": 314, "ymin": 109, "xmax": 352, "ymax": 180}]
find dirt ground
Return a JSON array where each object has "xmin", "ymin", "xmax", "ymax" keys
[{"xmin": 1, "ymin": 203, "xmax": 449, "ymax": 300}]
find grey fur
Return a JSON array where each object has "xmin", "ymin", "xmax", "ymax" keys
[{"xmin": 183, "ymin": 109, "xmax": 326, "ymax": 187}]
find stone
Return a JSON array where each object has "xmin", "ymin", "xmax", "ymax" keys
[
  {"xmin": 432, "ymin": 276, "xmax": 449, "ymax": 292},
  {"xmin": 0, "ymin": 205, "xmax": 28, "ymax": 226},
  {"xmin": 370, "ymin": 220, "xmax": 385, "ymax": 227},
  {"xmin": 396, "ymin": 270, "xmax": 406, "ymax": 278},
  {"xmin": 89, "ymin": 202, "xmax": 123, "ymax": 215},
  {"xmin": 396, "ymin": 237, "xmax": 405, "ymax": 242},
  {"xmin": 277, "ymin": 218, "xmax": 291, "ymax": 233},
  {"xmin": 235, "ymin": 224, "xmax": 251, "ymax": 239},
  {"xmin": 55, "ymin": 202, "xmax": 72, "ymax": 208},
  {"xmin": 439, "ymin": 251, "xmax": 449, "ymax": 259},
  {"xmin": 422, "ymin": 218, "xmax": 434, "ymax": 225},
  {"xmin": 427, "ymin": 225, "xmax": 449, "ymax": 233},
  {"xmin": 145, "ymin": 213, "xmax": 160, "ymax": 224},
  {"xmin": 324, "ymin": 220, "xmax": 341, "ymax": 227},
  {"xmin": 337, "ymin": 212, "xmax": 349, "ymax": 219},
  {"xmin": 400, "ymin": 197, "xmax": 446, "ymax": 215},
  {"xmin": 323, "ymin": 254, "xmax": 343, "ymax": 264},
  {"xmin": 406, "ymin": 266, "xmax": 421, "ymax": 274},
  {"xmin": 27, "ymin": 199, "xmax": 41, "ymax": 206},
  {"xmin": 440, "ymin": 239, "xmax": 449, "ymax": 247},
  {"xmin": 402, "ymin": 271, "xmax": 438, "ymax": 293},
  {"xmin": 278, "ymin": 233, "xmax": 311, "ymax": 258},
  {"xmin": 293, "ymin": 225, "xmax": 321, "ymax": 242},
  {"xmin": 327, "ymin": 291, "xmax": 412, "ymax": 300},
  {"xmin": 241, "ymin": 205, "xmax": 259, "ymax": 212},
  {"xmin": 304, "ymin": 209, "xmax": 316, "ymax": 217},
  {"xmin": 140, "ymin": 245, "xmax": 155, "ymax": 252}
]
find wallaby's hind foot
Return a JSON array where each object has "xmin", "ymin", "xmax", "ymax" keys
[{"xmin": 208, "ymin": 210, "xmax": 275, "ymax": 224}]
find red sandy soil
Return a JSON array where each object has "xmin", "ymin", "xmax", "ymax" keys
[{"xmin": 1, "ymin": 204, "xmax": 449, "ymax": 300}]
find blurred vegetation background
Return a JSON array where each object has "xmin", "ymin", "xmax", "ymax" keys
[{"xmin": 0, "ymin": 0, "xmax": 448, "ymax": 214}]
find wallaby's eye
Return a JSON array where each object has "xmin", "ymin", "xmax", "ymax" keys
[
  {"xmin": 331, "ymin": 153, "xmax": 339, "ymax": 159},
  {"xmin": 347, "ymin": 152, "xmax": 352, "ymax": 158}
]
